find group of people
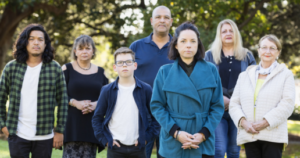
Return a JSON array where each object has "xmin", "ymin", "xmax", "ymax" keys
[{"xmin": 0, "ymin": 5, "xmax": 295, "ymax": 158}]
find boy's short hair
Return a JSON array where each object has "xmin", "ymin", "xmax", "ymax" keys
[{"xmin": 113, "ymin": 47, "xmax": 135, "ymax": 62}]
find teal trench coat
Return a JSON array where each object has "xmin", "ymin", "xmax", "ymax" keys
[{"xmin": 150, "ymin": 59, "xmax": 224, "ymax": 158}]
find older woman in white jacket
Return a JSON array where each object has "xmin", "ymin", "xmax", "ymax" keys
[{"xmin": 229, "ymin": 34, "xmax": 295, "ymax": 158}]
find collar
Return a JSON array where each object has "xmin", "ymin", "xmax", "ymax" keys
[
  {"xmin": 144, "ymin": 32, "xmax": 173, "ymax": 44},
  {"xmin": 221, "ymin": 49, "xmax": 234, "ymax": 58},
  {"xmin": 162, "ymin": 59, "xmax": 217, "ymax": 106},
  {"xmin": 256, "ymin": 61, "xmax": 278, "ymax": 75},
  {"xmin": 112, "ymin": 76, "xmax": 143, "ymax": 90},
  {"xmin": 178, "ymin": 57, "xmax": 196, "ymax": 68}
]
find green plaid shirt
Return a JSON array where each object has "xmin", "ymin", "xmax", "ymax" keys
[{"xmin": 0, "ymin": 60, "xmax": 68, "ymax": 135}]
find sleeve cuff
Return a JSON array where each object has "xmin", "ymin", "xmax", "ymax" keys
[
  {"xmin": 199, "ymin": 127, "xmax": 210, "ymax": 139},
  {"xmin": 100, "ymin": 137, "xmax": 108, "ymax": 147},
  {"xmin": 54, "ymin": 125, "xmax": 64, "ymax": 133},
  {"xmin": 169, "ymin": 124, "xmax": 180, "ymax": 138}
]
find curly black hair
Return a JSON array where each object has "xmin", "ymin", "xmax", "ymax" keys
[{"xmin": 13, "ymin": 24, "xmax": 54, "ymax": 63}]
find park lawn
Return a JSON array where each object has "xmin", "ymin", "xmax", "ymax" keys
[
  {"xmin": 1, "ymin": 115, "xmax": 300, "ymax": 158},
  {"xmin": 287, "ymin": 120, "xmax": 300, "ymax": 136},
  {"xmin": 0, "ymin": 139, "xmax": 157, "ymax": 158}
]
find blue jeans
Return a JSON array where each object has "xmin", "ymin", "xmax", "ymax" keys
[
  {"xmin": 215, "ymin": 111, "xmax": 240, "ymax": 158},
  {"xmin": 146, "ymin": 135, "xmax": 162, "ymax": 158}
]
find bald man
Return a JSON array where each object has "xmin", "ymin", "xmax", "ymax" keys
[{"xmin": 129, "ymin": 6, "xmax": 173, "ymax": 158}]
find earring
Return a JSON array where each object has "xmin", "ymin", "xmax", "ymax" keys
[{"xmin": 277, "ymin": 56, "xmax": 279, "ymax": 60}]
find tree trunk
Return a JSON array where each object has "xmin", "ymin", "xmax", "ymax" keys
[
  {"xmin": 0, "ymin": 1, "xmax": 70, "ymax": 73},
  {"xmin": 0, "ymin": 2, "xmax": 32, "ymax": 72}
]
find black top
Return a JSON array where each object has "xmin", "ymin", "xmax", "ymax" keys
[
  {"xmin": 178, "ymin": 57, "xmax": 196, "ymax": 77},
  {"xmin": 219, "ymin": 51, "xmax": 241, "ymax": 90},
  {"xmin": 63, "ymin": 63, "xmax": 108, "ymax": 149}
]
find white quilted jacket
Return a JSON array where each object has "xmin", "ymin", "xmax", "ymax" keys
[{"xmin": 229, "ymin": 63, "xmax": 295, "ymax": 145}]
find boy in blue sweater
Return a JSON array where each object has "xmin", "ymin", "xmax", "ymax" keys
[{"xmin": 92, "ymin": 47, "xmax": 160, "ymax": 158}]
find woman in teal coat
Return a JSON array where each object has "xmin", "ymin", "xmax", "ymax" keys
[{"xmin": 150, "ymin": 22, "xmax": 224, "ymax": 158}]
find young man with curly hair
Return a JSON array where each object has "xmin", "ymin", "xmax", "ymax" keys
[{"xmin": 0, "ymin": 24, "xmax": 68, "ymax": 158}]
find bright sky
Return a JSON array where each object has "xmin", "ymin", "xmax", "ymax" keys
[{"xmin": 120, "ymin": 0, "xmax": 157, "ymax": 36}]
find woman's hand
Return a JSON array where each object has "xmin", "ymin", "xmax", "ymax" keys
[
  {"xmin": 223, "ymin": 96, "xmax": 230, "ymax": 111},
  {"xmin": 73, "ymin": 100, "xmax": 91, "ymax": 111},
  {"xmin": 241, "ymin": 119, "xmax": 259, "ymax": 134},
  {"xmin": 175, "ymin": 131, "xmax": 199, "ymax": 150},
  {"xmin": 252, "ymin": 119, "xmax": 269, "ymax": 131},
  {"xmin": 192, "ymin": 133, "xmax": 204, "ymax": 145},
  {"xmin": 82, "ymin": 101, "xmax": 97, "ymax": 114}
]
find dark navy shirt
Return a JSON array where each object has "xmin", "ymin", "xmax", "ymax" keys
[
  {"xmin": 129, "ymin": 33, "xmax": 174, "ymax": 87},
  {"xmin": 219, "ymin": 51, "xmax": 241, "ymax": 90}
]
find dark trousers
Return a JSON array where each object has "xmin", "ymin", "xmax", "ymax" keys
[
  {"xmin": 244, "ymin": 140, "xmax": 283, "ymax": 158},
  {"xmin": 107, "ymin": 142, "xmax": 146, "ymax": 158},
  {"xmin": 8, "ymin": 135, "xmax": 53, "ymax": 158}
]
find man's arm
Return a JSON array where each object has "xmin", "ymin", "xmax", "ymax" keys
[
  {"xmin": 0, "ymin": 66, "xmax": 10, "ymax": 136},
  {"xmin": 55, "ymin": 66, "xmax": 68, "ymax": 133}
]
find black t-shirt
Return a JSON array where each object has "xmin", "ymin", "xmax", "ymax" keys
[{"xmin": 63, "ymin": 63, "xmax": 108, "ymax": 147}]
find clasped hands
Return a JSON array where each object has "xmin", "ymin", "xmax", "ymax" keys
[
  {"xmin": 174, "ymin": 131, "xmax": 205, "ymax": 150},
  {"xmin": 240, "ymin": 118, "xmax": 270, "ymax": 134},
  {"xmin": 72, "ymin": 100, "xmax": 97, "ymax": 114}
]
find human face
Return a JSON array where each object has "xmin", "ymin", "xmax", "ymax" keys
[
  {"xmin": 113, "ymin": 53, "xmax": 137, "ymax": 79},
  {"xmin": 221, "ymin": 23, "xmax": 234, "ymax": 45},
  {"xmin": 26, "ymin": 30, "xmax": 46, "ymax": 57},
  {"xmin": 74, "ymin": 44, "xmax": 94, "ymax": 61},
  {"xmin": 175, "ymin": 30, "xmax": 198, "ymax": 62},
  {"xmin": 151, "ymin": 8, "xmax": 173, "ymax": 35},
  {"xmin": 258, "ymin": 38, "xmax": 280, "ymax": 64}
]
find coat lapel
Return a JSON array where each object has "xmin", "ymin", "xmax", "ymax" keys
[
  {"xmin": 162, "ymin": 59, "xmax": 217, "ymax": 106},
  {"xmin": 247, "ymin": 63, "xmax": 285, "ymax": 91},
  {"xmin": 247, "ymin": 65, "xmax": 257, "ymax": 90}
]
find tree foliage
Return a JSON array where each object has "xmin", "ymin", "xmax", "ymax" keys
[
  {"xmin": 1, "ymin": 0, "xmax": 300, "ymax": 78},
  {"xmin": 133, "ymin": 0, "xmax": 300, "ymax": 77},
  {"xmin": 0, "ymin": 0, "xmax": 145, "ymax": 79}
]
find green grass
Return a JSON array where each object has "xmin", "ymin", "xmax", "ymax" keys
[
  {"xmin": 2, "ymin": 120, "xmax": 300, "ymax": 158},
  {"xmin": 287, "ymin": 120, "xmax": 300, "ymax": 136},
  {"xmin": 0, "ymin": 139, "xmax": 157, "ymax": 158}
]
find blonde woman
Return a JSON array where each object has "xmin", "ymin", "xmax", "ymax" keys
[
  {"xmin": 229, "ymin": 34, "xmax": 295, "ymax": 158},
  {"xmin": 204, "ymin": 19, "xmax": 256, "ymax": 158}
]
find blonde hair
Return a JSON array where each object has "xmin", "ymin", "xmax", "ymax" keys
[
  {"xmin": 258, "ymin": 34, "xmax": 282, "ymax": 54},
  {"xmin": 209, "ymin": 19, "xmax": 249, "ymax": 64},
  {"xmin": 71, "ymin": 35, "xmax": 96, "ymax": 60}
]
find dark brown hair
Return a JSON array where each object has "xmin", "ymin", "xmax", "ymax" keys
[{"xmin": 168, "ymin": 22, "xmax": 205, "ymax": 61}]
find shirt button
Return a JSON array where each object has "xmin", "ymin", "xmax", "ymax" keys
[
  {"xmin": 229, "ymin": 69, "xmax": 231, "ymax": 72},
  {"xmin": 230, "ymin": 61, "xmax": 232, "ymax": 64}
]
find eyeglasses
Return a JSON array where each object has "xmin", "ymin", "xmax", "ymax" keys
[
  {"xmin": 115, "ymin": 60, "xmax": 135, "ymax": 67},
  {"xmin": 260, "ymin": 46, "xmax": 278, "ymax": 53}
]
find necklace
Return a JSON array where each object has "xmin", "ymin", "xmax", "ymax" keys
[{"xmin": 77, "ymin": 61, "xmax": 91, "ymax": 70}]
